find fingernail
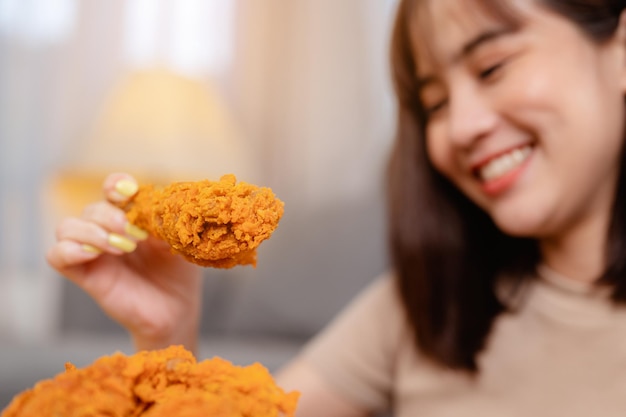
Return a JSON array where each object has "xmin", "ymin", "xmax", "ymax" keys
[
  {"xmin": 125, "ymin": 223, "xmax": 149, "ymax": 240},
  {"xmin": 82, "ymin": 244, "xmax": 102, "ymax": 254},
  {"xmin": 115, "ymin": 179, "xmax": 138, "ymax": 198},
  {"xmin": 108, "ymin": 233, "xmax": 137, "ymax": 252}
]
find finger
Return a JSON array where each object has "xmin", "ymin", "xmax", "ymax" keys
[
  {"xmin": 81, "ymin": 201, "xmax": 128, "ymax": 234},
  {"xmin": 81, "ymin": 201, "xmax": 149, "ymax": 242},
  {"xmin": 56, "ymin": 217, "xmax": 137, "ymax": 255},
  {"xmin": 46, "ymin": 239, "xmax": 101, "ymax": 275},
  {"xmin": 102, "ymin": 173, "xmax": 139, "ymax": 204}
]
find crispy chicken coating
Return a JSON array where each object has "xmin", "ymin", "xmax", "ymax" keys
[
  {"xmin": 1, "ymin": 346, "xmax": 299, "ymax": 417},
  {"xmin": 120, "ymin": 174, "xmax": 284, "ymax": 268}
]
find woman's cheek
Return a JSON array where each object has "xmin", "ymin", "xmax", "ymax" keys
[{"xmin": 499, "ymin": 62, "xmax": 552, "ymax": 111}]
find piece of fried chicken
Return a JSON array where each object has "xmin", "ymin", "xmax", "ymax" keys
[
  {"xmin": 119, "ymin": 174, "xmax": 284, "ymax": 268},
  {"xmin": 1, "ymin": 345, "xmax": 299, "ymax": 417}
]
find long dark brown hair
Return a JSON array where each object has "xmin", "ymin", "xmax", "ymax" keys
[{"xmin": 387, "ymin": 0, "xmax": 626, "ymax": 372}]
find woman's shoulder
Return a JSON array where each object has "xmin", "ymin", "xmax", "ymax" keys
[
  {"xmin": 349, "ymin": 271, "xmax": 400, "ymax": 310},
  {"xmin": 299, "ymin": 270, "xmax": 408, "ymax": 411},
  {"xmin": 329, "ymin": 270, "xmax": 407, "ymax": 333}
]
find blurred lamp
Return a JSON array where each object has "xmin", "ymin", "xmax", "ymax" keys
[{"xmin": 49, "ymin": 68, "xmax": 257, "ymax": 215}]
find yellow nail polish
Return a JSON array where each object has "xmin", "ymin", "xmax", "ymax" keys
[
  {"xmin": 82, "ymin": 244, "xmax": 102, "ymax": 254},
  {"xmin": 125, "ymin": 223, "xmax": 149, "ymax": 240},
  {"xmin": 108, "ymin": 233, "xmax": 137, "ymax": 252},
  {"xmin": 115, "ymin": 179, "xmax": 138, "ymax": 197}
]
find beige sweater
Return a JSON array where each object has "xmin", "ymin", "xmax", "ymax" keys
[{"xmin": 302, "ymin": 266, "xmax": 626, "ymax": 416}]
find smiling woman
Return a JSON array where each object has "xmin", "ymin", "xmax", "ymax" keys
[{"xmin": 387, "ymin": 0, "xmax": 626, "ymax": 373}]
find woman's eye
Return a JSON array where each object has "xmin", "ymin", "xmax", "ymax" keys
[
  {"xmin": 424, "ymin": 99, "xmax": 448, "ymax": 116},
  {"xmin": 478, "ymin": 61, "xmax": 505, "ymax": 80},
  {"xmin": 420, "ymin": 83, "xmax": 448, "ymax": 117}
]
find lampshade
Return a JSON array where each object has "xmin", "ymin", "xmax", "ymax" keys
[{"xmin": 49, "ymin": 67, "xmax": 257, "ymax": 216}]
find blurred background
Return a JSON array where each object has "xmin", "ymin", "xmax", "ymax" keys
[{"xmin": 0, "ymin": 0, "xmax": 397, "ymax": 407}]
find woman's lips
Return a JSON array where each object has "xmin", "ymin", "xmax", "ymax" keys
[{"xmin": 474, "ymin": 144, "xmax": 533, "ymax": 196}]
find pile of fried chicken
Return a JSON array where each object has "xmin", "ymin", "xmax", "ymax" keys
[
  {"xmin": 2, "ymin": 345, "xmax": 299, "ymax": 417},
  {"xmin": 119, "ymin": 174, "xmax": 284, "ymax": 268}
]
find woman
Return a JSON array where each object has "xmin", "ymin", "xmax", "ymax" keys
[{"xmin": 47, "ymin": 0, "xmax": 626, "ymax": 415}]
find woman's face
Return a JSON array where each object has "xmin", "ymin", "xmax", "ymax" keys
[{"xmin": 415, "ymin": 0, "xmax": 626, "ymax": 239}]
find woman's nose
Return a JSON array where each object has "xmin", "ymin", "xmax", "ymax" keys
[{"xmin": 447, "ymin": 84, "xmax": 498, "ymax": 147}]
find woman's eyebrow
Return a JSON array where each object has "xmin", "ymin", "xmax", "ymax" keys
[
  {"xmin": 416, "ymin": 27, "xmax": 515, "ymax": 89},
  {"xmin": 455, "ymin": 27, "xmax": 514, "ymax": 62}
]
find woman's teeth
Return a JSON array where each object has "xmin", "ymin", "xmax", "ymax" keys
[{"xmin": 479, "ymin": 146, "xmax": 532, "ymax": 181}]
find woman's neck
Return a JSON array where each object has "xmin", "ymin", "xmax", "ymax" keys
[{"xmin": 539, "ymin": 211, "xmax": 609, "ymax": 284}]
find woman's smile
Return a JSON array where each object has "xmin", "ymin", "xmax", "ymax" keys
[{"xmin": 473, "ymin": 144, "xmax": 533, "ymax": 196}]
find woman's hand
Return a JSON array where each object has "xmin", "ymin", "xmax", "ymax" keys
[{"xmin": 46, "ymin": 173, "xmax": 202, "ymax": 353}]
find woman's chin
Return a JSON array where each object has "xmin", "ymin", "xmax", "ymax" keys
[{"xmin": 491, "ymin": 210, "xmax": 550, "ymax": 239}]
